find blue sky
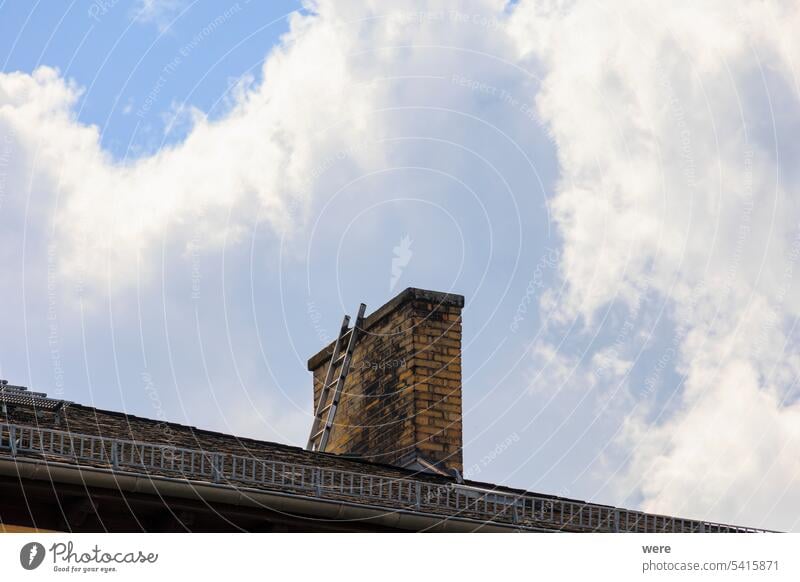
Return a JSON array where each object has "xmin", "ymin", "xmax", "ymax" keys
[
  {"xmin": 0, "ymin": 1, "xmax": 300, "ymax": 154},
  {"xmin": 2, "ymin": 0, "xmax": 800, "ymax": 531}
]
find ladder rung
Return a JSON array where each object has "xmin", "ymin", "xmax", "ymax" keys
[{"xmin": 306, "ymin": 303, "xmax": 367, "ymax": 452}]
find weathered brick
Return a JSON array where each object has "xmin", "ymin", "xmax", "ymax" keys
[{"xmin": 307, "ymin": 288, "xmax": 464, "ymax": 472}]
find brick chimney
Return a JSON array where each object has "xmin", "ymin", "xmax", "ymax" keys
[{"xmin": 307, "ymin": 288, "xmax": 464, "ymax": 474}]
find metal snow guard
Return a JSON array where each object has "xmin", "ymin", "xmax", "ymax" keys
[{"xmin": 0, "ymin": 422, "xmax": 776, "ymax": 533}]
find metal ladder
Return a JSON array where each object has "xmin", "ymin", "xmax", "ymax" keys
[{"xmin": 306, "ymin": 303, "xmax": 367, "ymax": 452}]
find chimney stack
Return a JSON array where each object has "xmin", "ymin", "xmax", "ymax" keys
[{"xmin": 307, "ymin": 288, "xmax": 464, "ymax": 474}]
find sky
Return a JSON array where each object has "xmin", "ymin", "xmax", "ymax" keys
[{"xmin": 1, "ymin": 0, "xmax": 800, "ymax": 531}]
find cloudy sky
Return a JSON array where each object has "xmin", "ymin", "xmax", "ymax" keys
[{"xmin": 2, "ymin": 0, "xmax": 800, "ymax": 531}]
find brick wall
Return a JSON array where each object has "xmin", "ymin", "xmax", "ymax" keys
[{"xmin": 308, "ymin": 288, "xmax": 464, "ymax": 472}]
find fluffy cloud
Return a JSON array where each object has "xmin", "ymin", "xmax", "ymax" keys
[
  {"xmin": 1, "ymin": 8, "xmax": 391, "ymax": 293},
  {"xmin": 132, "ymin": 0, "xmax": 189, "ymax": 31},
  {"xmin": 511, "ymin": 0, "xmax": 800, "ymax": 530},
  {"xmin": 1, "ymin": 0, "xmax": 524, "ymax": 294}
]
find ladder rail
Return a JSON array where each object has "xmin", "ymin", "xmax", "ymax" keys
[
  {"xmin": 317, "ymin": 303, "xmax": 365, "ymax": 452},
  {"xmin": 306, "ymin": 303, "xmax": 366, "ymax": 452},
  {"xmin": 306, "ymin": 315, "xmax": 350, "ymax": 450},
  {"xmin": 314, "ymin": 315, "xmax": 350, "ymax": 417}
]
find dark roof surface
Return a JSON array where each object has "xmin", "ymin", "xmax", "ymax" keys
[
  {"xmin": 0, "ymin": 398, "xmax": 771, "ymax": 533},
  {"xmin": 3, "ymin": 402, "xmax": 446, "ymax": 482}
]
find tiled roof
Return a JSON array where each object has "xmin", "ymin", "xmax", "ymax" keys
[
  {"xmin": 0, "ymin": 400, "xmax": 772, "ymax": 533},
  {"xmin": 12, "ymin": 402, "xmax": 450, "ymax": 483}
]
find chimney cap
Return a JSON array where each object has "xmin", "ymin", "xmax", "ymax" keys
[{"xmin": 307, "ymin": 287, "xmax": 464, "ymax": 371}]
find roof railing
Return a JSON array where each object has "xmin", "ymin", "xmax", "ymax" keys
[{"xmin": 0, "ymin": 422, "xmax": 776, "ymax": 533}]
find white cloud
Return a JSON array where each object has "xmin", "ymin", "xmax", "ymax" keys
[
  {"xmin": 0, "ymin": 0, "xmax": 525, "ymax": 297},
  {"xmin": 132, "ymin": 0, "xmax": 188, "ymax": 31},
  {"xmin": 528, "ymin": 341, "xmax": 580, "ymax": 394},
  {"xmin": 0, "ymin": 7, "xmax": 388, "ymax": 294},
  {"xmin": 510, "ymin": 0, "xmax": 800, "ymax": 530}
]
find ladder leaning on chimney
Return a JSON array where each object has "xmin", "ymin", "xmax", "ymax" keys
[{"xmin": 306, "ymin": 303, "xmax": 367, "ymax": 452}]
